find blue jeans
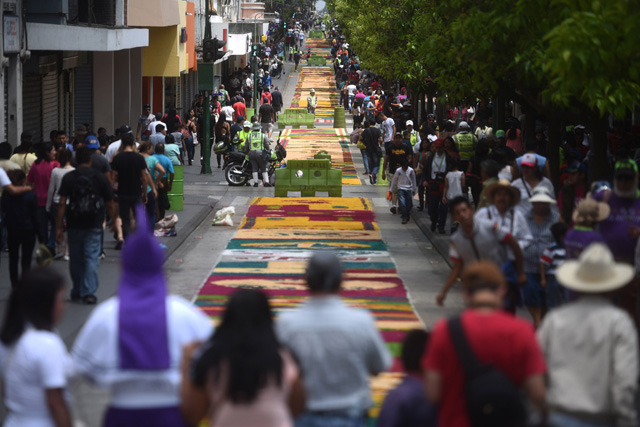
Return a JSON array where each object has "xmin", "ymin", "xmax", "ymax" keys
[
  {"xmin": 68, "ymin": 228, "xmax": 102, "ymax": 299},
  {"xmin": 348, "ymin": 95, "xmax": 355, "ymax": 110},
  {"xmin": 295, "ymin": 412, "xmax": 368, "ymax": 427},
  {"xmin": 548, "ymin": 413, "xmax": 614, "ymax": 427},
  {"xmin": 398, "ymin": 189, "xmax": 413, "ymax": 220},
  {"xmin": 360, "ymin": 149, "xmax": 369, "ymax": 173},
  {"xmin": 366, "ymin": 152, "xmax": 381, "ymax": 180}
]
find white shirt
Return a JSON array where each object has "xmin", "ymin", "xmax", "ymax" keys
[
  {"xmin": 391, "ymin": 167, "xmax": 417, "ymax": 192},
  {"xmin": 431, "ymin": 152, "xmax": 447, "ymax": 179},
  {"xmin": 46, "ymin": 167, "xmax": 74, "ymax": 210},
  {"xmin": 381, "ymin": 118, "xmax": 395, "ymax": 142},
  {"xmin": 538, "ymin": 297, "xmax": 638, "ymax": 426},
  {"xmin": 72, "ymin": 296, "xmax": 213, "ymax": 408},
  {"xmin": 0, "ymin": 167, "xmax": 10, "ymax": 187},
  {"xmin": 475, "ymin": 205, "xmax": 532, "ymax": 259},
  {"xmin": 1, "ymin": 329, "xmax": 74, "ymax": 427},
  {"xmin": 511, "ymin": 176, "xmax": 555, "ymax": 215},
  {"xmin": 147, "ymin": 120, "xmax": 167, "ymax": 136},
  {"xmin": 105, "ymin": 139, "xmax": 122, "ymax": 163},
  {"xmin": 221, "ymin": 106, "xmax": 235, "ymax": 122},
  {"xmin": 346, "ymin": 84, "xmax": 357, "ymax": 96}
]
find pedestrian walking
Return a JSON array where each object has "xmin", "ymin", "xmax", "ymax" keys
[
  {"xmin": 28, "ymin": 141, "xmax": 59, "ymax": 255},
  {"xmin": 425, "ymin": 261, "xmax": 546, "ymax": 427},
  {"xmin": 72, "ymin": 208, "xmax": 212, "ymax": 426},
  {"xmin": 182, "ymin": 289, "xmax": 304, "ymax": 426},
  {"xmin": 1, "ymin": 170, "xmax": 38, "ymax": 287},
  {"xmin": 277, "ymin": 252, "xmax": 392, "ymax": 427},
  {"xmin": 377, "ymin": 330, "xmax": 437, "ymax": 427},
  {"xmin": 0, "ymin": 268, "xmax": 73, "ymax": 427},
  {"xmin": 382, "ymin": 133, "xmax": 413, "ymax": 214},
  {"xmin": 361, "ymin": 119, "xmax": 383, "ymax": 184},
  {"xmin": 538, "ymin": 243, "xmax": 637, "ymax": 427},
  {"xmin": 441, "ymin": 159, "xmax": 466, "ymax": 233},
  {"xmin": 57, "ymin": 146, "xmax": 116, "ymax": 304},
  {"xmin": 391, "ymin": 158, "xmax": 417, "ymax": 224},
  {"xmin": 46, "ymin": 148, "xmax": 74, "ymax": 260}
]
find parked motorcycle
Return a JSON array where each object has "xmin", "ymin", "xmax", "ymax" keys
[{"xmin": 224, "ymin": 139, "xmax": 287, "ymax": 186}]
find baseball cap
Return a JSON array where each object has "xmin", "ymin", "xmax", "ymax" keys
[
  {"xmin": 75, "ymin": 124, "xmax": 88, "ymax": 136},
  {"xmin": 406, "ymin": 120, "xmax": 414, "ymax": 127},
  {"xmin": 119, "ymin": 125, "xmax": 133, "ymax": 135},
  {"xmin": 243, "ymin": 121, "xmax": 251, "ymax": 128},
  {"xmin": 521, "ymin": 153, "xmax": 538, "ymax": 167},
  {"xmin": 495, "ymin": 130, "xmax": 506, "ymax": 138},
  {"xmin": 615, "ymin": 159, "xmax": 638, "ymax": 177},
  {"xmin": 85, "ymin": 135, "xmax": 99, "ymax": 149},
  {"xmin": 458, "ymin": 121, "xmax": 470, "ymax": 130},
  {"xmin": 566, "ymin": 161, "xmax": 586, "ymax": 174},
  {"xmin": 433, "ymin": 138, "xmax": 444, "ymax": 148}
]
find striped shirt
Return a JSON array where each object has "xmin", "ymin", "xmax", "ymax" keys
[
  {"xmin": 524, "ymin": 210, "xmax": 559, "ymax": 273},
  {"xmin": 540, "ymin": 243, "xmax": 566, "ymax": 275}
]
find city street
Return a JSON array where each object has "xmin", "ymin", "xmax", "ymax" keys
[{"xmin": 0, "ymin": 43, "xmax": 462, "ymax": 425}]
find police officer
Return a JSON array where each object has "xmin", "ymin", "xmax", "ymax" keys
[
  {"xmin": 307, "ymin": 89, "xmax": 318, "ymax": 115},
  {"xmin": 243, "ymin": 122, "xmax": 272, "ymax": 187},
  {"xmin": 452, "ymin": 121, "xmax": 477, "ymax": 172}
]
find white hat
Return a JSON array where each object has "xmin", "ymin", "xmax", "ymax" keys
[
  {"xmin": 243, "ymin": 121, "xmax": 251, "ymax": 128},
  {"xmin": 529, "ymin": 186, "xmax": 556, "ymax": 204},
  {"xmin": 521, "ymin": 153, "xmax": 538, "ymax": 167},
  {"xmin": 556, "ymin": 243, "xmax": 634, "ymax": 293},
  {"xmin": 406, "ymin": 120, "xmax": 414, "ymax": 126}
]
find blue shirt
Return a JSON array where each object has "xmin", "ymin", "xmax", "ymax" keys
[
  {"xmin": 153, "ymin": 154, "xmax": 174, "ymax": 178},
  {"xmin": 378, "ymin": 375, "xmax": 437, "ymax": 427}
]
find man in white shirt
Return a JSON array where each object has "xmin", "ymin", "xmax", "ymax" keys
[
  {"xmin": 146, "ymin": 113, "xmax": 167, "ymax": 137},
  {"xmin": 277, "ymin": 253, "xmax": 392, "ymax": 426},
  {"xmin": 105, "ymin": 125, "xmax": 132, "ymax": 163},
  {"xmin": 538, "ymin": 243, "xmax": 637, "ymax": 427},
  {"xmin": 390, "ymin": 159, "xmax": 417, "ymax": 224},
  {"xmin": 346, "ymin": 83, "xmax": 357, "ymax": 111},
  {"xmin": 379, "ymin": 112, "xmax": 395, "ymax": 144}
]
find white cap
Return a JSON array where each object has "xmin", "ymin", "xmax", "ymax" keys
[{"xmin": 406, "ymin": 120, "xmax": 414, "ymax": 126}]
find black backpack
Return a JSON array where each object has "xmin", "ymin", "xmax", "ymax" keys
[
  {"xmin": 448, "ymin": 317, "xmax": 526, "ymax": 427},
  {"xmin": 68, "ymin": 175, "xmax": 102, "ymax": 221}
]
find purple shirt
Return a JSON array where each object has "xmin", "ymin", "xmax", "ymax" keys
[
  {"xmin": 377, "ymin": 374, "xmax": 437, "ymax": 427},
  {"xmin": 564, "ymin": 227, "xmax": 606, "ymax": 260},
  {"xmin": 597, "ymin": 192, "xmax": 640, "ymax": 261}
]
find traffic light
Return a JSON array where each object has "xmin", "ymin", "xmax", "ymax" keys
[
  {"xmin": 252, "ymin": 44, "xmax": 257, "ymax": 58},
  {"xmin": 284, "ymin": 21, "xmax": 287, "ymax": 29},
  {"xmin": 202, "ymin": 37, "xmax": 226, "ymax": 62}
]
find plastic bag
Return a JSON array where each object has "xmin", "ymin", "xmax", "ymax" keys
[{"xmin": 212, "ymin": 206, "xmax": 236, "ymax": 226}]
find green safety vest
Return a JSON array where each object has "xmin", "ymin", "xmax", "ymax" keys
[
  {"xmin": 409, "ymin": 131, "xmax": 418, "ymax": 148},
  {"xmin": 234, "ymin": 129, "xmax": 250, "ymax": 145},
  {"xmin": 289, "ymin": 46, "xmax": 294, "ymax": 53},
  {"xmin": 455, "ymin": 133, "xmax": 475, "ymax": 160},
  {"xmin": 248, "ymin": 131, "xmax": 264, "ymax": 151}
]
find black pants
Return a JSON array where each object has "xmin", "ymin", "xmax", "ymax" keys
[
  {"xmin": 7, "ymin": 229, "xmax": 36, "ymax": 287},
  {"xmin": 118, "ymin": 195, "xmax": 142, "ymax": 240}
]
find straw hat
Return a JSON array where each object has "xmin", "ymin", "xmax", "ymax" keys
[
  {"xmin": 572, "ymin": 198, "xmax": 610, "ymax": 224},
  {"xmin": 529, "ymin": 186, "xmax": 556, "ymax": 204},
  {"xmin": 556, "ymin": 243, "xmax": 634, "ymax": 293},
  {"xmin": 484, "ymin": 179, "xmax": 521, "ymax": 207}
]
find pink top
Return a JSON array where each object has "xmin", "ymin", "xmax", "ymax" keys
[
  {"xmin": 207, "ymin": 350, "xmax": 298, "ymax": 427},
  {"xmin": 27, "ymin": 160, "xmax": 59, "ymax": 207}
]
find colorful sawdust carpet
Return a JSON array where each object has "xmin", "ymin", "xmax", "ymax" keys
[
  {"xmin": 279, "ymin": 128, "xmax": 360, "ymax": 185},
  {"xmin": 291, "ymin": 66, "xmax": 340, "ymax": 119},
  {"xmin": 195, "ymin": 197, "xmax": 424, "ymax": 419}
]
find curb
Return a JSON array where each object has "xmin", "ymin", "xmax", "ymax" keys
[{"xmin": 163, "ymin": 201, "xmax": 217, "ymax": 261}]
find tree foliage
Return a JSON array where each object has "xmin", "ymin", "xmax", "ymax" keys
[{"xmin": 328, "ymin": 0, "xmax": 640, "ymax": 117}]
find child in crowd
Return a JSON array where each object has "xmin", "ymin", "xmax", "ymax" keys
[
  {"xmin": 442, "ymin": 158, "xmax": 466, "ymax": 233},
  {"xmin": 391, "ymin": 158, "xmax": 417, "ymax": 224},
  {"xmin": 540, "ymin": 222, "xmax": 569, "ymax": 307},
  {"xmin": 378, "ymin": 329, "xmax": 437, "ymax": 427}
]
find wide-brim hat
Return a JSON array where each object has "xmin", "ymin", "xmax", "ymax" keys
[
  {"xmin": 529, "ymin": 186, "xmax": 556, "ymax": 204},
  {"xmin": 556, "ymin": 243, "xmax": 634, "ymax": 293},
  {"xmin": 572, "ymin": 197, "xmax": 610, "ymax": 224},
  {"xmin": 251, "ymin": 122, "xmax": 261, "ymax": 131},
  {"xmin": 484, "ymin": 179, "xmax": 521, "ymax": 207}
]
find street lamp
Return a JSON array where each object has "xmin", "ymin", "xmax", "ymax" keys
[{"xmin": 250, "ymin": 12, "xmax": 278, "ymax": 110}]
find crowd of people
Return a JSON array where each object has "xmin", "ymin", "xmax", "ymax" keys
[{"xmin": 0, "ymin": 19, "xmax": 639, "ymax": 427}]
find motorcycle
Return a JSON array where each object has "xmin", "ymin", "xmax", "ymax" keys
[{"xmin": 224, "ymin": 138, "xmax": 287, "ymax": 186}]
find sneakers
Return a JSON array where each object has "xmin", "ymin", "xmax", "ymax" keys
[
  {"xmin": 253, "ymin": 183, "xmax": 259, "ymax": 187},
  {"xmin": 264, "ymin": 183, "xmax": 273, "ymax": 187},
  {"xmin": 417, "ymin": 205, "xmax": 424, "ymax": 211},
  {"xmin": 82, "ymin": 295, "xmax": 97, "ymax": 305},
  {"xmin": 63, "ymin": 255, "xmax": 69, "ymax": 261},
  {"xmin": 431, "ymin": 222, "xmax": 437, "ymax": 232},
  {"xmin": 390, "ymin": 206, "xmax": 397, "ymax": 214},
  {"xmin": 99, "ymin": 251, "xmax": 106, "ymax": 260},
  {"xmin": 401, "ymin": 218, "xmax": 409, "ymax": 224},
  {"xmin": 115, "ymin": 240, "xmax": 123, "ymax": 250},
  {"xmin": 369, "ymin": 175, "xmax": 374, "ymax": 185}
]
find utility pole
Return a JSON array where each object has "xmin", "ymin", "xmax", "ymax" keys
[{"xmin": 201, "ymin": 0, "xmax": 213, "ymax": 174}]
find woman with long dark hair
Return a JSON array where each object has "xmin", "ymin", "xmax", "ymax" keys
[
  {"xmin": 0, "ymin": 267, "xmax": 73, "ymax": 427},
  {"xmin": 182, "ymin": 289, "xmax": 304, "ymax": 426},
  {"xmin": 27, "ymin": 142, "xmax": 59, "ymax": 255}
]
